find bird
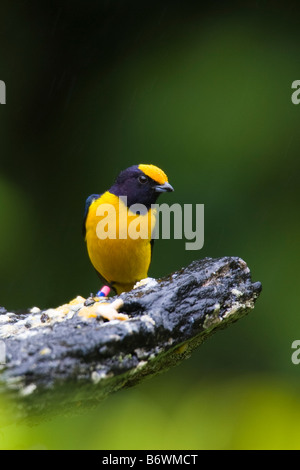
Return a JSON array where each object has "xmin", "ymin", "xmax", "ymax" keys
[{"xmin": 83, "ymin": 164, "xmax": 174, "ymax": 296}]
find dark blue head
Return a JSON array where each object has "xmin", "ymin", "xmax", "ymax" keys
[{"xmin": 109, "ymin": 164, "xmax": 173, "ymax": 209}]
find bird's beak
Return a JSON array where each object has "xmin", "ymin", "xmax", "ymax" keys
[{"xmin": 154, "ymin": 181, "xmax": 174, "ymax": 193}]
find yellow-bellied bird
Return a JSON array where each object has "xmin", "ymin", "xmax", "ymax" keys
[{"xmin": 83, "ymin": 164, "xmax": 174, "ymax": 295}]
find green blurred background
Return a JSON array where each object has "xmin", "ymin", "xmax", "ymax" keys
[{"xmin": 1, "ymin": 0, "xmax": 300, "ymax": 449}]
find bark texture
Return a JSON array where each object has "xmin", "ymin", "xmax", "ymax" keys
[{"xmin": 0, "ymin": 256, "xmax": 262, "ymax": 422}]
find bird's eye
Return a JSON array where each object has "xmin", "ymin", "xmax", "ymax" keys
[{"xmin": 138, "ymin": 175, "xmax": 148, "ymax": 184}]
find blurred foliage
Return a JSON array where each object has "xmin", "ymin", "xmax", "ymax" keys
[
  {"xmin": 0, "ymin": 0, "xmax": 300, "ymax": 449},
  {"xmin": 2, "ymin": 373, "xmax": 300, "ymax": 450}
]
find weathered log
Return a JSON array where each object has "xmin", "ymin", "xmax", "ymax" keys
[{"xmin": 0, "ymin": 256, "xmax": 262, "ymax": 422}]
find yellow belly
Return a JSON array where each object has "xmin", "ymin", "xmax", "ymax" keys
[{"xmin": 85, "ymin": 192, "xmax": 156, "ymax": 294}]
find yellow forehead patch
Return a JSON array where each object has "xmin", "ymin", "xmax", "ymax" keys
[{"xmin": 138, "ymin": 164, "xmax": 168, "ymax": 185}]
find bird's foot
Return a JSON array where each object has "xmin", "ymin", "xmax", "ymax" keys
[{"xmin": 96, "ymin": 285, "xmax": 111, "ymax": 298}]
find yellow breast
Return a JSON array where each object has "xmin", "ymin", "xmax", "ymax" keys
[{"xmin": 85, "ymin": 192, "xmax": 157, "ymax": 293}]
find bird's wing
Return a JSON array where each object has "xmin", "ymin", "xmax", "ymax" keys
[
  {"xmin": 82, "ymin": 193, "xmax": 101, "ymax": 238},
  {"xmin": 150, "ymin": 238, "xmax": 155, "ymax": 262}
]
